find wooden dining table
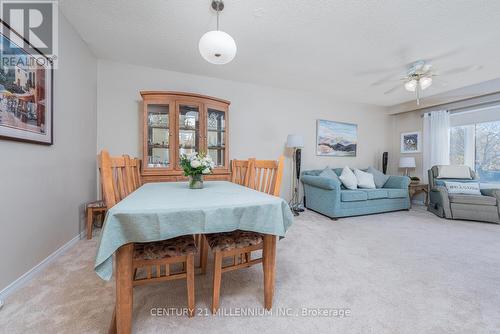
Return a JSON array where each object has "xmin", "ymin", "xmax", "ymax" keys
[{"xmin": 94, "ymin": 181, "xmax": 294, "ymax": 334}]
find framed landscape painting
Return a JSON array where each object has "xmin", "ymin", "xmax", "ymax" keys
[
  {"xmin": 316, "ymin": 119, "xmax": 357, "ymax": 156},
  {"xmin": 401, "ymin": 131, "xmax": 421, "ymax": 153},
  {"xmin": 0, "ymin": 21, "xmax": 53, "ymax": 145}
]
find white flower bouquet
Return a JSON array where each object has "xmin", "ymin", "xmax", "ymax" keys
[{"xmin": 180, "ymin": 152, "xmax": 215, "ymax": 188}]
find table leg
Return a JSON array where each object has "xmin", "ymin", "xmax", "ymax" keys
[
  {"xmin": 262, "ymin": 234, "xmax": 276, "ymax": 310},
  {"xmin": 115, "ymin": 243, "xmax": 133, "ymax": 334}
]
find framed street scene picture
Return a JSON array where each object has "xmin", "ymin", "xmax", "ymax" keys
[{"xmin": 0, "ymin": 20, "xmax": 53, "ymax": 145}]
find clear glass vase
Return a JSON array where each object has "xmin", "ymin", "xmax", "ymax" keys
[{"xmin": 188, "ymin": 174, "xmax": 204, "ymax": 189}]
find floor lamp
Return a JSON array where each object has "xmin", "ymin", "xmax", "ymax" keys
[{"xmin": 286, "ymin": 134, "xmax": 304, "ymax": 216}]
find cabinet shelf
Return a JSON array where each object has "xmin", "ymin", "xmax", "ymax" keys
[
  {"xmin": 149, "ymin": 125, "xmax": 169, "ymax": 129},
  {"xmin": 148, "ymin": 144, "xmax": 169, "ymax": 148}
]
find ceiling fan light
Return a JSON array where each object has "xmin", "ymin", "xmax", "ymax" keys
[
  {"xmin": 419, "ymin": 76, "xmax": 433, "ymax": 90},
  {"xmin": 404, "ymin": 79, "xmax": 417, "ymax": 92}
]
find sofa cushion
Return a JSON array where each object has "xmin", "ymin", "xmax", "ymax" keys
[
  {"xmin": 339, "ymin": 166, "xmax": 358, "ymax": 190},
  {"xmin": 354, "ymin": 169, "xmax": 376, "ymax": 189},
  {"xmin": 435, "ymin": 179, "xmax": 477, "ymax": 187},
  {"xmin": 360, "ymin": 189, "xmax": 388, "ymax": 200},
  {"xmin": 341, "ymin": 190, "xmax": 368, "ymax": 202},
  {"xmin": 444, "ymin": 181, "xmax": 481, "ymax": 195},
  {"xmin": 366, "ymin": 166, "xmax": 390, "ymax": 188},
  {"xmin": 386, "ymin": 188, "xmax": 408, "ymax": 199},
  {"xmin": 319, "ymin": 167, "xmax": 340, "ymax": 181},
  {"xmin": 448, "ymin": 194, "xmax": 497, "ymax": 206},
  {"xmin": 437, "ymin": 165, "xmax": 472, "ymax": 179}
]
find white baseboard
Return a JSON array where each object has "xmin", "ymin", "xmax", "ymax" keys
[{"xmin": 0, "ymin": 231, "xmax": 85, "ymax": 302}]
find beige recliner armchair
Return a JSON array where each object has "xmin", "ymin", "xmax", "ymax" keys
[{"xmin": 428, "ymin": 165, "xmax": 500, "ymax": 223}]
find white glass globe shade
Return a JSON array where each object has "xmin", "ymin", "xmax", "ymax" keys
[
  {"xmin": 419, "ymin": 76, "xmax": 433, "ymax": 90},
  {"xmin": 404, "ymin": 79, "xmax": 417, "ymax": 92},
  {"xmin": 199, "ymin": 30, "xmax": 237, "ymax": 65}
]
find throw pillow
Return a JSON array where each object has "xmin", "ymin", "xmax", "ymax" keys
[
  {"xmin": 437, "ymin": 165, "xmax": 472, "ymax": 179},
  {"xmin": 339, "ymin": 166, "xmax": 357, "ymax": 190},
  {"xmin": 444, "ymin": 181, "xmax": 481, "ymax": 195},
  {"xmin": 354, "ymin": 169, "xmax": 376, "ymax": 189},
  {"xmin": 319, "ymin": 167, "xmax": 339, "ymax": 181},
  {"xmin": 366, "ymin": 166, "xmax": 390, "ymax": 188}
]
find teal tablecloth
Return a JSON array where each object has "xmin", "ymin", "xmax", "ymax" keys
[{"xmin": 94, "ymin": 181, "xmax": 294, "ymax": 280}]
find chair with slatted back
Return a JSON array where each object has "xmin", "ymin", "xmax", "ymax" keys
[
  {"xmin": 197, "ymin": 158, "xmax": 255, "ymax": 270},
  {"xmin": 99, "ymin": 150, "xmax": 197, "ymax": 322},
  {"xmin": 86, "ymin": 155, "xmax": 127, "ymax": 240},
  {"xmin": 202, "ymin": 156, "xmax": 284, "ymax": 313},
  {"xmin": 86, "ymin": 155, "xmax": 143, "ymax": 240},
  {"xmin": 230, "ymin": 158, "xmax": 254, "ymax": 186},
  {"xmin": 123, "ymin": 155, "xmax": 142, "ymax": 193}
]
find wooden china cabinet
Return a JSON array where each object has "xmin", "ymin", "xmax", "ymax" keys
[{"xmin": 140, "ymin": 91, "xmax": 230, "ymax": 183}]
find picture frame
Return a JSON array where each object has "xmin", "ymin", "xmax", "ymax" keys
[
  {"xmin": 401, "ymin": 131, "xmax": 421, "ymax": 153},
  {"xmin": 0, "ymin": 20, "xmax": 54, "ymax": 145},
  {"xmin": 316, "ymin": 119, "xmax": 357, "ymax": 157}
]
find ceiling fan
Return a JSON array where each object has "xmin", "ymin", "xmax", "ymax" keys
[{"xmin": 377, "ymin": 60, "xmax": 482, "ymax": 106}]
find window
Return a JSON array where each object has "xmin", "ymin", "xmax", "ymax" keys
[{"xmin": 450, "ymin": 120, "xmax": 500, "ymax": 183}]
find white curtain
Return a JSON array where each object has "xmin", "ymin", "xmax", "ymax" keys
[{"xmin": 423, "ymin": 110, "xmax": 450, "ymax": 182}]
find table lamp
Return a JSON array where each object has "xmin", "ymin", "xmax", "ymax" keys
[
  {"xmin": 399, "ymin": 157, "xmax": 416, "ymax": 176},
  {"xmin": 286, "ymin": 134, "xmax": 304, "ymax": 216}
]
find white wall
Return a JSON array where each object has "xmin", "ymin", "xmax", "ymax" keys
[
  {"xmin": 389, "ymin": 104, "xmax": 500, "ymax": 179},
  {"xmin": 97, "ymin": 60, "xmax": 391, "ymax": 199},
  {"xmin": 0, "ymin": 13, "xmax": 97, "ymax": 291}
]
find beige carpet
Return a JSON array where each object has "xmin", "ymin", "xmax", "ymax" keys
[{"xmin": 1, "ymin": 208, "xmax": 500, "ymax": 334}]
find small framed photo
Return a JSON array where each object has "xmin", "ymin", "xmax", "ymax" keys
[{"xmin": 401, "ymin": 131, "xmax": 421, "ymax": 153}]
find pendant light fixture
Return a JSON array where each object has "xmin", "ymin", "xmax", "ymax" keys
[{"xmin": 198, "ymin": 0, "xmax": 237, "ymax": 65}]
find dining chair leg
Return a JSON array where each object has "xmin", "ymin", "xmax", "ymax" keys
[
  {"xmin": 116, "ymin": 243, "xmax": 134, "ymax": 334},
  {"xmin": 212, "ymin": 251, "xmax": 223, "ymax": 314},
  {"xmin": 200, "ymin": 236, "xmax": 208, "ymax": 274},
  {"xmin": 108, "ymin": 307, "xmax": 117, "ymax": 334},
  {"xmin": 186, "ymin": 254, "xmax": 195, "ymax": 317},
  {"xmin": 86, "ymin": 207, "xmax": 93, "ymax": 240},
  {"xmin": 263, "ymin": 235, "xmax": 277, "ymax": 310}
]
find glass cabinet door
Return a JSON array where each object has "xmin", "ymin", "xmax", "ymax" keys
[
  {"xmin": 178, "ymin": 104, "xmax": 200, "ymax": 162},
  {"xmin": 146, "ymin": 104, "xmax": 171, "ymax": 168},
  {"xmin": 207, "ymin": 108, "xmax": 226, "ymax": 168}
]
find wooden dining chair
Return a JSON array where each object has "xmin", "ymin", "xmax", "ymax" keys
[
  {"xmin": 99, "ymin": 150, "xmax": 197, "ymax": 329},
  {"xmin": 86, "ymin": 155, "xmax": 143, "ymax": 240},
  {"xmin": 230, "ymin": 158, "xmax": 254, "ymax": 186},
  {"xmin": 197, "ymin": 158, "xmax": 255, "ymax": 269},
  {"xmin": 202, "ymin": 156, "xmax": 284, "ymax": 313}
]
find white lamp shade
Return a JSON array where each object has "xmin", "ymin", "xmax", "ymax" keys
[
  {"xmin": 404, "ymin": 79, "xmax": 417, "ymax": 92},
  {"xmin": 286, "ymin": 134, "xmax": 304, "ymax": 148},
  {"xmin": 399, "ymin": 157, "xmax": 416, "ymax": 168},
  {"xmin": 419, "ymin": 76, "xmax": 433, "ymax": 90},
  {"xmin": 198, "ymin": 30, "xmax": 237, "ymax": 65}
]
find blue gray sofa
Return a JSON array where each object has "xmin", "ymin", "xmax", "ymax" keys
[{"xmin": 301, "ymin": 168, "xmax": 410, "ymax": 219}]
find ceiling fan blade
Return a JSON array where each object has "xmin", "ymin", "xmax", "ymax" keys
[
  {"xmin": 370, "ymin": 74, "xmax": 404, "ymax": 87},
  {"xmin": 427, "ymin": 48, "xmax": 462, "ymax": 62},
  {"xmin": 438, "ymin": 65, "xmax": 483, "ymax": 76},
  {"xmin": 354, "ymin": 67, "xmax": 402, "ymax": 76},
  {"xmin": 384, "ymin": 84, "xmax": 401, "ymax": 95}
]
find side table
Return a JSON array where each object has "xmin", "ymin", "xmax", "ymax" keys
[{"xmin": 409, "ymin": 183, "xmax": 429, "ymax": 209}]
